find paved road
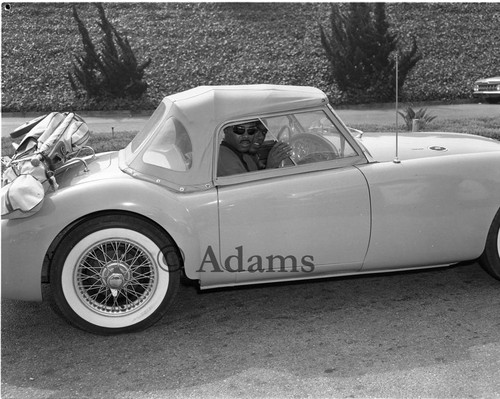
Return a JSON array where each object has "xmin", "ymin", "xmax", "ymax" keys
[
  {"xmin": 2, "ymin": 103, "xmax": 498, "ymax": 137},
  {"xmin": 2, "ymin": 262, "xmax": 500, "ymax": 398}
]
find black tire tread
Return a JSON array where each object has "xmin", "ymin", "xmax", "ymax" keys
[{"xmin": 479, "ymin": 208, "xmax": 500, "ymax": 280}]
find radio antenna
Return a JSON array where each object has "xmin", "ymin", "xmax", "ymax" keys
[{"xmin": 394, "ymin": 52, "xmax": 401, "ymax": 164}]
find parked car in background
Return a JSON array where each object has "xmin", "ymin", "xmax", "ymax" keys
[
  {"xmin": 473, "ymin": 76, "xmax": 500, "ymax": 103},
  {"xmin": 2, "ymin": 85, "xmax": 500, "ymax": 335}
]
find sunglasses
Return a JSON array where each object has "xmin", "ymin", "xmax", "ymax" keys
[{"xmin": 232, "ymin": 125, "xmax": 267, "ymax": 136}]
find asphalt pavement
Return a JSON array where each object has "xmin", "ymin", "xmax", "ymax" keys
[
  {"xmin": 2, "ymin": 262, "xmax": 500, "ymax": 398},
  {"xmin": 1, "ymin": 103, "xmax": 498, "ymax": 138}
]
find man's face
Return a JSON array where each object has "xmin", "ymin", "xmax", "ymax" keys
[
  {"xmin": 224, "ymin": 122, "xmax": 258, "ymax": 153},
  {"xmin": 248, "ymin": 128, "xmax": 267, "ymax": 155}
]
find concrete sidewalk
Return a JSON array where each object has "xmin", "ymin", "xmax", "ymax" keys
[{"xmin": 1, "ymin": 103, "xmax": 498, "ymax": 138}]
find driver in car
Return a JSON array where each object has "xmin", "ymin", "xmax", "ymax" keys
[{"xmin": 218, "ymin": 121, "xmax": 291, "ymax": 176}]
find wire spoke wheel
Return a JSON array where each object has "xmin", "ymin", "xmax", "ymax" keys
[
  {"xmin": 50, "ymin": 215, "xmax": 180, "ymax": 334},
  {"xmin": 76, "ymin": 239, "xmax": 157, "ymax": 315}
]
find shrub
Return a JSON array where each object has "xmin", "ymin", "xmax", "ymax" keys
[
  {"xmin": 68, "ymin": 3, "xmax": 151, "ymax": 100},
  {"xmin": 319, "ymin": 3, "xmax": 422, "ymax": 104},
  {"xmin": 398, "ymin": 104, "xmax": 437, "ymax": 131}
]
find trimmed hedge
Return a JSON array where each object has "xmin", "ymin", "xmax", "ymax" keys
[{"xmin": 1, "ymin": 2, "xmax": 499, "ymax": 112}]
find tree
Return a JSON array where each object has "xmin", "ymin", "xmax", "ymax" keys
[
  {"xmin": 68, "ymin": 3, "xmax": 151, "ymax": 100},
  {"xmin": 319, "ymin": 3, "xmax": 422, "ymax": 103}
]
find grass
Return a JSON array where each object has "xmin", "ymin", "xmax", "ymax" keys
[
  {"xmin": 2, "ymin": 3, "xmax": 500, "ymax": 111},
  {"xmin": 350, "ymin": 116, "xmax": 500, "ymax": 141},
  {"xmin": 86, "ymin": 131, "xmax": 138, "ymax": 153}
]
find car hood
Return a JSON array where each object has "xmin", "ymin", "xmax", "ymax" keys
[
  {"xmin": 357, "ymin": 132, "xmax": 500, "ymax": 162},
  {"xmin": 54, "ymin": 151, "xmax": 124, "ymax": 189}
]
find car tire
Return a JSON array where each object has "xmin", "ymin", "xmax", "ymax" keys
[
  {"xmin": 50, "ymin": 214, "xmax": 181, "ymax": 334},
  {"xmin": 479, "ymin": 209, "xmax": 500, "ymax": 280}
]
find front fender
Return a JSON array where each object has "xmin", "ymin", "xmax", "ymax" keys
[{"xmin": 2, "ymin": 176, "xmax": 218, "ymax": 301}]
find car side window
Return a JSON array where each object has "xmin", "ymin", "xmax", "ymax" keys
[
  {"xmin": 216, "ymin": 111, "xmax": 359, "ymax": 179},
  {"xmin": 142, "ymin": 117, "xmax": 193, "ymax": 171},
  {"xmin": 261, "ymin": 110, "xmax": 357, "ymax": 166}
]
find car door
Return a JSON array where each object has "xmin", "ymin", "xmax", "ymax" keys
[{"xmin": 215, "ymin": 109, "xmax": 372, "ymax": 285}]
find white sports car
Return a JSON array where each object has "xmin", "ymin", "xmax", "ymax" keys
[{"xmin": 2, "ymin": 85, "xmax": 500, "ymax": 334}]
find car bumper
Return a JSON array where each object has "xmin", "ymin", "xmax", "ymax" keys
[{"xmin": 472, "ymin": 91, "xmax": 500, "ymax": 100}]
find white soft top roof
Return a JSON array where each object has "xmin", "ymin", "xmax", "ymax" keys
[
  {"xmin": 165, "ymin": 84, "xmax": 327, "ymax": 123},
  {"xmin": 125, "ymin": 85, "xmax": 329, "ymax": 192}
]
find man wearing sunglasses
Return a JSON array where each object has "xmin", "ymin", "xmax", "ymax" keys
[{"xmin": 218, "ymin": 121, "xmax": 291, "ymax": 177}]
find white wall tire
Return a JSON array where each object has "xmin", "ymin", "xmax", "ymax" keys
[
  {"xmin": 50, "ymin": 215, "xmax": 180, "ymax": 334},
  {"xmin": 479, "ymin": 209, "xmax": 500, "ymax": 281}
]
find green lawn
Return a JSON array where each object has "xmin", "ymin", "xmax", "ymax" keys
[{"xmin": 350, "ymin": 116, "xmax": 500, "ymax": 141}]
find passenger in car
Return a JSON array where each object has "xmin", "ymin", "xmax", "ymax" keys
[
  {"xmin": 248, "ymin": 122, "xmax": 272, "ymax": 169},
  {"xmin": 250, "ymin": 121, "xmax": 293, "ymax": 170}
]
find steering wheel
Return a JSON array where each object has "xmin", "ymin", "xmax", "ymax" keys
[
  {"xmin": 288, "ymin": 133, "xmax": 339, "ymax": 165},
  {"xmin": 277, "ymin": 125, "xmax": 292, "ymax": 142}
]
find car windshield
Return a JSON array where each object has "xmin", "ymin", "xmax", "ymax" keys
[{"xmin": 260, "ymin": 110, "xmax": 358, "ymax": 165}]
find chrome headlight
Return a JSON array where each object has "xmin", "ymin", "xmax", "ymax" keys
[
  {"xmin": 473, "ymin": 84, "xmax": 479, "ymax": 92},
  {"xmin": 496, "ymin": 84, "xmax": 500, "ymax": 91}
]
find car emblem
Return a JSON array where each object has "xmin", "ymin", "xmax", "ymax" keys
[{"xmin": 429, "ymin": 146, "xmax": 447, "ymax": 152}]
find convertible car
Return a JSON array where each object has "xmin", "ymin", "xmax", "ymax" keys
[{"xmin": 2, "ymin": 85, "xmax": 500, "ymax": 334}]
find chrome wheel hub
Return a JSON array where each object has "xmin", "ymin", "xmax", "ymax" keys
[{"xmin": 102, "ymin": 263, "xmax": 131, "ymax": 290}]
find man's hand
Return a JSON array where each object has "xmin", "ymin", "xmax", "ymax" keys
[{"xmin": 266, "ymin": 142, "xmax": 292, "ymax": 169}]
